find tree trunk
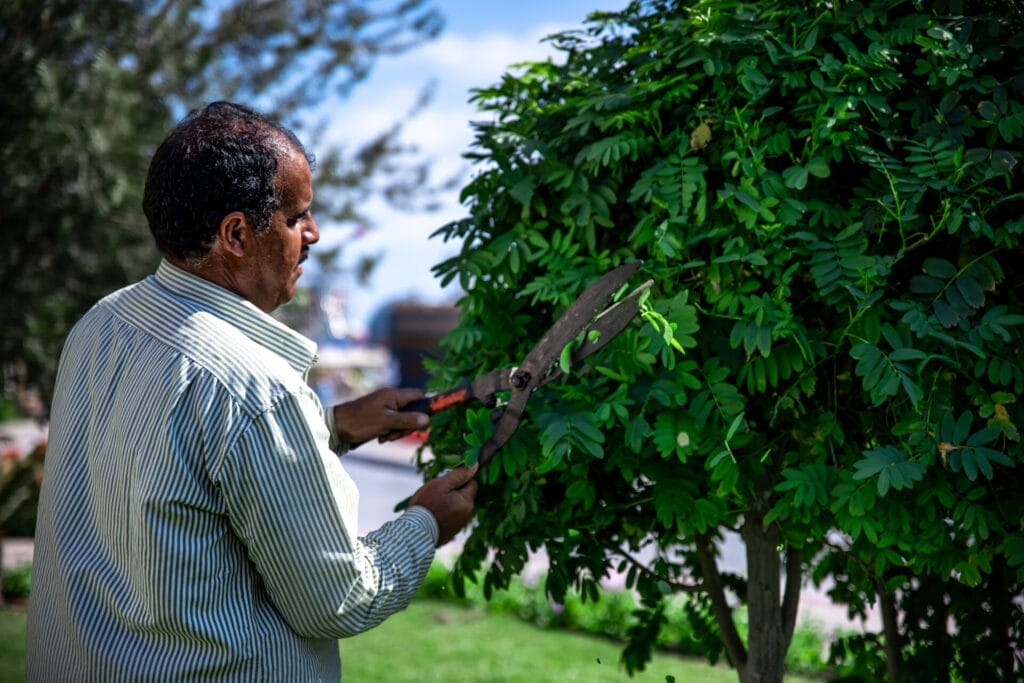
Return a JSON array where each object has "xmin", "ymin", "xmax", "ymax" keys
[
  {"xmin": 876, "ymin": 578, "xmax": 903, "ymax": 683},
  {"xmin": 740, "ymin": 510, "xmax": 790, "ymax": 683}
]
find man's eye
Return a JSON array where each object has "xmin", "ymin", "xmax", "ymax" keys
[{"xmin": 287, "ymin": 210, "xmax": 309, "ymax": 227}]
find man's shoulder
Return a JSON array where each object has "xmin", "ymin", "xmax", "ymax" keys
[{"xmin": 96, "ymin": 276, "xmax": 309, "ymax": 414}]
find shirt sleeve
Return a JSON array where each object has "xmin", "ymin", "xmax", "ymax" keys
[
  {"xmin": 323, "ymin": 404, "xmax": 351, "ymax": 456},
  {"xmin": 217, "ymin": 388, "xmax": 437, "ymax": 639}
]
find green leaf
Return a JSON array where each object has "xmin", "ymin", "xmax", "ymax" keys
[
  {"xmin": 909, "ymin": 275, "xmax": 944, "ymax": 294},
  {"xmin": 782, "ymin": 165, "xmax": 809, "ymax": 189},
  {"xmin": 889, "ymin": 348, "xmax": 926, "ymax": 361},
  {"xmin": 966, "ymin": 426, "xmax": 1000, "ymax": 447},
  {"xmin": 756, "ymin": 325, "xmax": 771, "ymax": 357},
  {"xmin": 565, "ymin": 479, "xmax": 596, "ymax": 507},
  {"xmin": 955, "ymin": 275, "xmax": 986, "ymax": 308},
  {"xmin": 536, "ymin": 442, "xmax": 569, "ymax": 473},
  {"xmin": 805, "ymin": 157, "xmax": 831, "ymax": 178},
  {"xmin": 776, "ymin": 463, "xmax": 828, "ymax": 507},
  {"xmin": 850, "ymin": 341, "xmax": 904, "ymax": 405},
  {"xmin": 1004, "ymin": 533, "xmax": 1024, "ymax": 567},
  {"xmin": 725, "ymin": 412, "xmax": 744, "ymax": 441},
  {"xmin": 626, "ymin": 415, "xmax": 650, "ymax": 453},
  {"xmin": 652, "ymin": 471, "xmax": 696, "ymax": 529},
  {"xmin": 853, "ymin": 446, "xmax": 925, "ymax": 496},
  {"xmin": 923, "ymin": 257, "xmax": 957, "ymax": 279},
  {"xmin": 560, "ymin": 340, "xmax": 575, "ymax": 375},
  {"xmin": 900, "ymin": 374, "xmax": 924, "ymax": 406},
  {"xmin": 933, "ymin": 299, "xmax": 960, "ymax": 327},
  {"xmin": 509, "ymin": 177, "xmax": 535, "ymax": 206},
  {"xmin": 953, "ymin": 411, "xmax": 973, "ymax": 444}
]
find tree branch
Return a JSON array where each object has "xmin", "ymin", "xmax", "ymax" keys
[
  {"xmin": 695, "ymin": 532, "xmax": 748, "ymax": 671},
  {"xmin": 615, "ymin": 549, "xmax": 707, "ymax": 594},
  {"xmin": 781, "ymin": 544, "xmax": 803, "ymax": 649}
]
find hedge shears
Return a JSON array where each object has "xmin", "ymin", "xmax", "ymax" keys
[{"xmin": 404, "ymin": 261, "xmax": 653, "ymax": 467}]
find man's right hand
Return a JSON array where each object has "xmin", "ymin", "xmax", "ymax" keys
[
  {"xmin": 407, "ymin": 465, "xmax": 479, "ymax": 546},
  {"xmin": 332, "ymin": 388, "xmax": 429, "ymax": 446}
]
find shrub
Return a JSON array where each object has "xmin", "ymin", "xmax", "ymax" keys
[
  {"xmin": 423, "ymin": 1, "xmax": 1023, "ymax": 681},
  {"xmin": 2, "ymin": 564, "xmax": 31, "ymax": 602}
]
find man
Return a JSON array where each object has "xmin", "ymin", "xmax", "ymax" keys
[{"xmin": 26, "ymin": 101, "xmax": 478, "ymax": 681}]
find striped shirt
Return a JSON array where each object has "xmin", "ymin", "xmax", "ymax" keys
[{"xmin": 27, "ymin": 260, "xmax": 438, "ymax": 682}]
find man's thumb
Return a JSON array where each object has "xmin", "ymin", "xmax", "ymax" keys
[{"xmin": 446, "ymin": 464, "xmax": 479, "ymax": 488}]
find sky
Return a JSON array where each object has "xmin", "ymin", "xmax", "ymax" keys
[{"xmin": 310, "ymin": 0, "xmax": 611, "ymax": 338}]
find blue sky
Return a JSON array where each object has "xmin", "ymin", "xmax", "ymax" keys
[{"xmin": 312, "ymin": 0, "xmax": 612, "ymax": 336}]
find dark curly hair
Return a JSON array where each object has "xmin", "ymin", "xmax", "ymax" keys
[{"xmin": 142, "ymin": 101, "xmax": 314, "ymax": 261}]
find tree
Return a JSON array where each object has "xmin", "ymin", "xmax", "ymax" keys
[
  {"xmin": 421, "ymin": 1, "xmax": 1024, "ymax": 681},
  {"xmin": 0, "ymin": 0, "xmax": 443, "ymax": 408}
]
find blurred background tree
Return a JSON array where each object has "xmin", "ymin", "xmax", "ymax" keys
[{"xmin": 0, "ymin": 0, "xmax": 444, "ymax": 410}]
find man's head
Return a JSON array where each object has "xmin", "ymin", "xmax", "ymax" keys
[{"xmin": 143, "ymin": 101, "xmax": 320, "ymax": 312}]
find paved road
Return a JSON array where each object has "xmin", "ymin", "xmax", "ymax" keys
[{"xmin": 343, "ymin": 447, "xmax": 425, "ymax": 533}]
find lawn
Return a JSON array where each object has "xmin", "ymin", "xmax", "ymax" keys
[
  {"xmin": 2, "ymin": 601, "xmax": 820, "ymax": 682},
  {"xmin": 340, "ymin": 600, "xmax": 751, "ymax": 682},
  {"xmin": 1, "ymin": 604, "xmax": 28, "ymax": 683}
]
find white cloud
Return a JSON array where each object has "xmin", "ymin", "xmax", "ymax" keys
[
  {"xmin": 315, "ymin": 19, "xmax": 578, "ymax": 334},
  {"xmin": 415, "ymin": 26, "xmax": 565, "ymax": 88}
]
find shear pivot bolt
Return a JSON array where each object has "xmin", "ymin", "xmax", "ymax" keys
[{"xmin": 511, "ymin": 371, "xmax": 531, "ymax": 389}]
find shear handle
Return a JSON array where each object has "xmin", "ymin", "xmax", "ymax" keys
[
  {"xmin": 401, "ymin": 368, "xmax": 510, "ymax": 416},
  {"xmin": 402, "ymin": 383, "xmax": 472, "ymax": 416}
]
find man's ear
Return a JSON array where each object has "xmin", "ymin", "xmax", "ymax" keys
[{"xmin": 216, "ymin": 211, "xmax": 250, "ymax": 258}]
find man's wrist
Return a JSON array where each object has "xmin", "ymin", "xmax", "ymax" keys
[
  {"xmin": 404, "ymin": 505, "xmax": 440, "ymax": 546},
  {"xmin": 325, "ymin": 404, "xmax": 351, "ymax": 455}
]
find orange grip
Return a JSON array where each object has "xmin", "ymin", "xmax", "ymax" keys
[{"xmin": 429, "ymin": 387, "xmax": 470, "ymax": 413}]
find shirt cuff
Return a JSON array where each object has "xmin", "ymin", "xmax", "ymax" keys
[
  {"xmin": 324, "ymin": 405, "xmax": 351, "ymax": 455},
  {"xmin": 404, "ymin": 506, "xmax": 440, "ymax": 547}
]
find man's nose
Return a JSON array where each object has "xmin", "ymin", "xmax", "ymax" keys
[{"xmin": 304, "ymin": 214, "xmax": 320, "ymax": 244}]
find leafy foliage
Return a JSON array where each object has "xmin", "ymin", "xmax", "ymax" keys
[
  {"xmin": 421, "ymin": 1, "xmax": 1024, "ymax": 681},
  {"xmin": 1, "ymin": 564, "xmax": 32, "ymax": 602},
  {"xmin": 0, "ymin": 441, "xmax": 44, "ymax": 607},
  {"xmin": 1, "ymin": 0, "xmax": 444, "ymax": 406}
]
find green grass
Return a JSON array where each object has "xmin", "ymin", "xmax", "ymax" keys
[
  {"xmin": 0, "ymin": 606, "xmax": 27, "ymax": 683},
  {"xmin": 2, "ymin": 601, "xmax": 820, "ymax": 683},
  {"xmin": 339, "ymin": 600, "xmax": 819, "ymax": 683}
]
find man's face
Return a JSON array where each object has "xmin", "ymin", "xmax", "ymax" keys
[{"xmin": 247, "ymin": 148, "xmax": 319, "ymax": 312}]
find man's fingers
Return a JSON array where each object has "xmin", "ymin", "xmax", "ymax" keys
[
  {"xmin": 392, "ymin": 387, "xmax": 426, "ymax": 408},
  {"xmin": 445, "ymin": 464, "xmax": 479, "ymax": 489},
  {"xmin": 385, "ymin": 410, "xmax": 429, "ymax": 432},
  {"xmin": 458, "ymin": 477, "xmax": 479, "ymax": 500}
]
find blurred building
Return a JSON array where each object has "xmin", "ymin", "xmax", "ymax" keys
[
  {"xmin": 369, "ymin": 302, "xmax": 459, "ymax": 389},
  {"xmin": 274, "ymin": 286, "xmax": 392, "ymax": 404}
]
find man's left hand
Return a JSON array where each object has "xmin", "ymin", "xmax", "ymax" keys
[{"xmin": 332, "ymin": 387, "xmax": 430, "ymax": 447}]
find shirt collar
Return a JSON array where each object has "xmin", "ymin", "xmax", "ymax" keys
[{"xmin": 154, "ymin": 259, "xmax": 318, "ymax": 375}]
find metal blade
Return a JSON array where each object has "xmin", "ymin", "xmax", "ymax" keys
[
  {"xmin": 537, "ymin": 279, "xmax": 653, "ymax": 387},
  {"xmin": 477, "ymin": 264, "xmax": 646, "ymax": 466},
  {"xmin": 516, "ymin": 261, "xmax": 642, "ymax": 378}
]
